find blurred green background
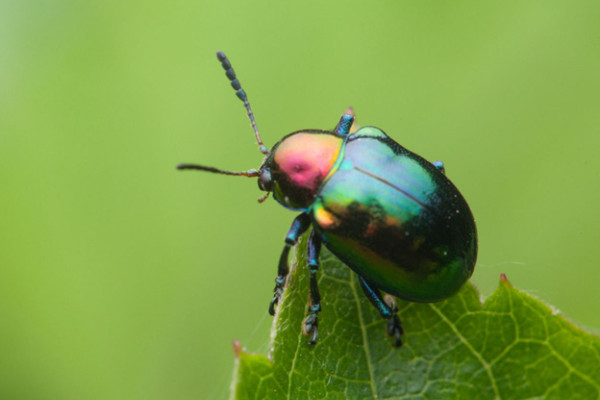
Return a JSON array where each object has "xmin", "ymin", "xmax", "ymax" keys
[{"xmin": 2, "ymin": 0, "xmax": 599, "ymax": 399}]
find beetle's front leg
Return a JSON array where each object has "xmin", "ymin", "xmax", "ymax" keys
[
  {"xmin": 303, "ymin": 229, "xmax": 322, "ymax": 345},
  {"xmin": 268, "ymin": 213, "xmax": 311, "ymax": 316},
  {"xmin": 358, "ymin": 276, "xmax": 404, "ymax": 347}
]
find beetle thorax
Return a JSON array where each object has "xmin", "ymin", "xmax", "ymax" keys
[{"xmin": 267, "ymin": 131, "xmax": 343, "ymax": 210}]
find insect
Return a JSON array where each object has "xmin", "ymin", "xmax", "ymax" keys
[{"xmin": 178, "ymin": 51, "xmax": 477, "ymax": 347}]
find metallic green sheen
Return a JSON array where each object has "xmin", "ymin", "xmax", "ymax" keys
[{"xmin": 310, "ymin": 127, "xmax": 477, "ymax": 302}]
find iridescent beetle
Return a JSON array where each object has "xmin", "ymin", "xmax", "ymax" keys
[{"xmin": 178, "ymin": 51, "xmax": 477, "ymax": 347}]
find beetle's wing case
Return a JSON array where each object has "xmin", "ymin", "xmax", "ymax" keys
[{"xmin": 310, "ymin": 127, "xmax": 477, "ymax": 302}]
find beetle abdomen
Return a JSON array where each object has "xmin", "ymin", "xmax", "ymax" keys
[{"xmin": 311, "ymin": 127, "xmax": 477, "ymax": 302}]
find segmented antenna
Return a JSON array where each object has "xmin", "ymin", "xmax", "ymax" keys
[
  {"xmin": 216, "ymin": 51, "xmax": 269, "ymax": 155},
  {"xmin": 176, "ymin": 164, "xmax": 259, "ymax": 177}
]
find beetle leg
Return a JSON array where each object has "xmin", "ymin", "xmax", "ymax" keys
[
  {"xmin": 358, "ymin": 276, "xmax": 404, "ymax": 347},
  {"xmin": 334, "ymin": 110, "xmax": 355, "ymax": 136},
  {"xmin": 433, "ymin": 160, "xmax": 445, "ymax": 174},
  {"xmin": 303, "ymin": 229, "xmax": 322, "ymax": 345},
  {"xmin": 268, "ymin": 213, "xmax": 311, "ymax": 316}
]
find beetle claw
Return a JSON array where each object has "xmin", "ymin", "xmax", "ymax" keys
[
  {"xmin": 269, "ymin": 287, "xmax": 284, "ymax": 315},
  {"xmin": 307, "ymin": 326, "xmax": 318, "ymax": 345},
  {"xmin": 387, "ymin": 315, "xmax": 403, "ymax": 347},
  {"xmin": 269, "ymin": 276, "xmax": 287, "ymax": 315},
  {"xmin": 268, "ymin": 296, "xmax": 278, "ymax": 316}
]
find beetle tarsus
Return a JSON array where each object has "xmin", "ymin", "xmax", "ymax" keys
[
  {"xmin": 268, "ymin": 289, "xmax": 281, "ymax": 316},
  {"xmin": 303, "ymin": 313, "xmax": 319, "ymax": 345},
  {"xmin": 269, "ymin": 274, "xmax": 287, "ymax": 315},
  {"xmin": 358, "ymin": 276, "xmax": 404, "ymax": 347},
  {"xmin": 383, "ymin": 294, "xmax": 403, "ymax": 347},
  {"xmin": 303, "ymin": 231, "xmax": 323, "ymax": 344},
  {"xmin": 388, "ymin": 314, "xmax": 403, "ymax": 347}
]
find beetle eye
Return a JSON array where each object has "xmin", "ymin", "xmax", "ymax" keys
[{"xmin": 258, "ymin": 169, "xmax": 272, "ymax": 191}]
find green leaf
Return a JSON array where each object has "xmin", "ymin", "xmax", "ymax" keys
[{"xmin": 230, "ymin": 235, "xmax": 600, "ymax": 400}]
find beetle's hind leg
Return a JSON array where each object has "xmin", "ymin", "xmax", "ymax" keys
[
  {"xmin": 303, "ymin": 229, "xmax": 322, "ymax": 345},
  {"xmin": 358, "ymin": 276, "xmax": 404, "ymax": 347},
  {"xmin": 269, "ymin": 213, "xmax": 311, "ymax": 316}
]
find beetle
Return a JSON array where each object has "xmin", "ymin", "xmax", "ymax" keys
[{"xmin": 178, "ymin": 51, "xmax": 477, "ymax": 347}]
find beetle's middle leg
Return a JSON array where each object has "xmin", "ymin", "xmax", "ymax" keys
[
  {"xmin": 303, "ymin": 229, "xmax": 322, "ymax": 345},
  {"xmin": 268, "ymin": 213, "xmax": 311, "ymax": 316},
  {"xmin": 358, "ymin": 276, "xmax": 403, "ymax": 347}
]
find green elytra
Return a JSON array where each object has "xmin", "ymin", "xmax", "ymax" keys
[{"xmin": 178, "ymin": 51, "xmax": 478, "ymax": 347}]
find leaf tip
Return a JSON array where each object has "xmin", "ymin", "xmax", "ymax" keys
[
  {"xmin": 232, "ymin": 339, "xmax": 243, "ymax": 358},
  {"xmin": 499, "ymin": 273, "xmax": 512, "ymax": 287}
]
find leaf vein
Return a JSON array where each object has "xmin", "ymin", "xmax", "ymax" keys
[
  {"xmin": 429, "ymin": 303, "xmax": 501, "ymax": 399},
  {"xmin": 349, "ymin": 273, "xmax": 379, "ymax": 399}
]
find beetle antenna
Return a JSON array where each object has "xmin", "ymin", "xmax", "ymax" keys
[
  {"xmin": 177, "ymin": 163, "xmax": 259, "ymax": 177},
  {"xmin": 216, "ymin": 51, "xmax": 269, "ymax": 155}
]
